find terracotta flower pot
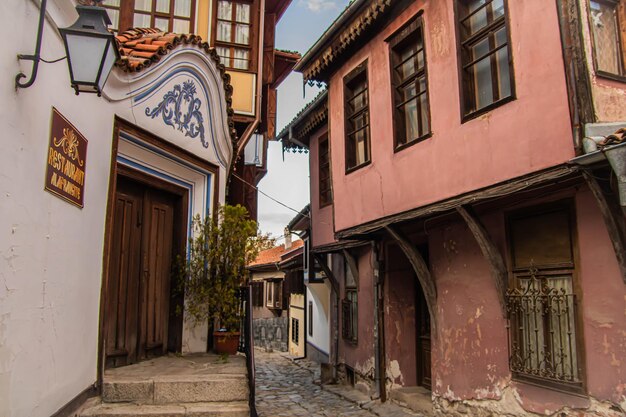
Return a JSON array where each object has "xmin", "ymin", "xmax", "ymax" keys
[{"xmin": 213, "ymin": 331, "xmax": 240, "ymax": 355}]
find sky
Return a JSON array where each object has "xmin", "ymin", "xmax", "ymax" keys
[{"xmin": 255, "ymin": 0, "xmax": 351, "ymax": 240}]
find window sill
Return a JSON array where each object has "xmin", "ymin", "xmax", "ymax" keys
[
  {"xmin": 394, "ymin": 132, "xmax": 433, "ymax": 153},
  {"xmin": 511, "ymin": 373, "xmax": 585, "ymax": 397},
  {"xmin": 596, "ymin": 70, "xmax": 626, "ymax": 84},
  {"xmin": 345, "ymin": 160, "xmax": 371, "ymax": 175},
  {"xmin": 461, "ymin": 95, "xmax": 516, "ymax": 124}
]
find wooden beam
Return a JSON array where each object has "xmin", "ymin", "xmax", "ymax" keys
[
  {"xmin": 313, "ymin": 253, "xmax": 339, "ymax": 295},
  {"xmin": 342, "ymin": 249, "xmax": 359, "ymax": 289},
  {"xmin": 583, "ymin": 171, "xmax": 626, "ymax": 284},
  {"xmin": 384, "ymin": 225, "xmax": 437, "ymax": 333},
  {"xmin": 456, "ymin": 205, "xmax": 508, "ymax": 316}
]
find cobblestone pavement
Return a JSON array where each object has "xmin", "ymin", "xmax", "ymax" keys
[{"xmin": 254, "ymin": 349, "xmax": 421, "ymax": 417}]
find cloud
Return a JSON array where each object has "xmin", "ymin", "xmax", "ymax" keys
[{"xmin": 301, "ymin": 0, "xmax": 337, "ymax": 13}]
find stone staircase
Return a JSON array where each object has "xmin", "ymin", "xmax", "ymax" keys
[{"xmin": 80, "ymin": 354, "xmax": 250, "ymax": 417}]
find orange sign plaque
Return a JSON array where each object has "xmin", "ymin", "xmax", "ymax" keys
[{"xmin": 44, "ymin": 108, "xmax": 88, "ymax": 208}]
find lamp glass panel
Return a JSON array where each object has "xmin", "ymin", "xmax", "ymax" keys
[
  {"xmin": 66, "ymin": 34, "xmax": 108, "ymax": 83},
  {"xmin": 98, "ymin": 41, "xmax": 118, "ymax": 90}
]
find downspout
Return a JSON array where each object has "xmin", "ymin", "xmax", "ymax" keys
[{"xmin": 372, "ymin": 241, "xmax": 385, "ymax": 402}]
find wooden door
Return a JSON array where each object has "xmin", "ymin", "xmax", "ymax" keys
[
  {"xmin": 105, "ymin": 177, "xmax": 177, "ymax": 368},
  {"xmin": 139, "ymin": 189, "xmax": 175, "ymax": 360},
  {"xmin": 416, "ymin": 282, "xmax": 432, "ymax": 390}
]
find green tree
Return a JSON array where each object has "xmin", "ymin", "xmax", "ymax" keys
[{"xmin": 182, "ymin": 204, "xmax": 273, "ymax": 331}]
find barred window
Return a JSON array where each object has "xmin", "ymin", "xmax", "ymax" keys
[
  {"xmin": 344, "ymin": 62, "xmax": 371, "ymax": 172},
  {"xmin": 457, "ymin": 0, "xmax": 514, "ymax": 119},
  {"xmin": 506, "ymin": 205, "xmax": 583, "ymax": 393},
  {"xmin": 291, "ymin": 318, "xmax": 299, "ymax": 345},
  {"xmin": 389, "ymin": 15, "xmax": 431, "ymax": 149},
  {"xmin": 589, "ymin": 0, "xmax": 626, "ymax": 80}
]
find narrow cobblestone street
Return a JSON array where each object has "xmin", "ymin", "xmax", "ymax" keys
[{"xmin": 254, "ymin": 349, "xmax": 422, "ymax": 417}]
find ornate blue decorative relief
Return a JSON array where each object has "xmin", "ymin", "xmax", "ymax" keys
[{"xmin": 145, "ymin": 80, "xmax": 208, "ymax": 148}]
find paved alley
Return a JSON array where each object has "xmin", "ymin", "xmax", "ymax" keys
[{"xmin": 254, "ymin": 349, "xmax": 422, "ymax": 417}]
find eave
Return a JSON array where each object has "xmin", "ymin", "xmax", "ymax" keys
[
  {"xmin": 277, "ymin": 90, "xmax": 328, "ymax": 148},
  {"xmin": 272, "ymin": 50, "xmax": 301, "ymax": 89},
  {"xmin": 266, "ymin": 0, "xmax": 293, "ymax": 21}
]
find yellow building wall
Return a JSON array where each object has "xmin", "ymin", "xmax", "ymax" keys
[
  {"xmin": 289, "ymin": 293, "xmax": 305, "ymax": 357},
  {"xmin": 228, "ymin": 71, "xmax": 256, "ymax": 116}
]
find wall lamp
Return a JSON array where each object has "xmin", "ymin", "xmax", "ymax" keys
[{"xmin": 16, "ymin": 0, "xmax": 119, "ymax": 96}]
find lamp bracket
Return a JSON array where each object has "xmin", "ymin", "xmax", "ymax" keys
[{"xmin": 15, "ymin": 0, "xmax": 48, "ymax": 90}]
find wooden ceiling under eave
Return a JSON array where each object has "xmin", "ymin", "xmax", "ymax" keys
[
  {"xmin": 265, "ymin": 0, "xmax": 293, "ymax": 21},
  {"xmin": 272, "ymin": 50, "xmax": 300, "ymax": 89}
]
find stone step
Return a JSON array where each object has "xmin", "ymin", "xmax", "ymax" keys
[
  {"xmin": 81, "ymin": 401, "xmax": 249, "ymax": 417},
  {"xmin": 103, "ymin": 374, "xmax": 249, "ymax": 404}
]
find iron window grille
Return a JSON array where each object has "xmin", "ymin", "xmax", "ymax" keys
[
  {"xmin": 589, "ymin": 0, "xmax": 626, "ymax": 81},
  {"xmin": 344, "ymin": 61, "xmax": 371, "ymax": 173},
  {"xmin": 342, "ymin": 290, "xmax": 358, "ymax": 343},
  {"xmin": 291, "ymin": 318, "xmax": 299, "ymax": 345},
  {"xmin": 388, "ymin": 14, "xmax": 431, "ymax": 150},
  {"xmin": 456, "ymin": 0, "xmax": 514, "ymax": 120}
]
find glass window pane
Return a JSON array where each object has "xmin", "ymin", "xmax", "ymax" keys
[
  {"xmin": 135, "ymin": 0, "xmax": 152, "ymax": 12},
  {"xmin": 467, "ymin": 0, "xmax": 504, "ymax": 35},
  {"xmin": 217, "ymin": 21, "xmax": 231, "ymax": 42},
  {"xmin": 235, "ymin": 24, "xmax": 250, "ymax": 45},
  {"xmin": 403, "ymin": 99, "xmax": 419, "ymax": 141},
  {"xmin": 103, "ymin": 0, "xmax": 121, "ymax": 7},
  {"xmin": 133, "ymin": 13, "xmax": 151, "ymax": 28},
  {"xmin": 174, "ymin": 0, "xmax": 192, "ymax": 17},
  {"xmin": 233, "ymin": 48, "xmax": 249, "ymax": 70},
  {"xmin": 236, "ymin": 3, "xmax": 251, "ymax": 23},
  {"xmin": 470, "ymin": 37, "xmax": 494, "ymax": 109},
  {"xmin": 419, "ymin": 88, "xmax": 429, "ymax": 137},
  {"xmin": 155, "ymin": 17, "xmax": 169, "ymax": 31},
  {"xmin": 173, "ymin": 18, "xmax": 190, "ymax": 33},
  {"xmin": 590, "ymin": 1, "xmax": 622, "ymax": 74},
  {"xmin": 218, "ymin": 1, "xmax": 232, "ymax": 20},
  {"xmin": 216, "ymin": 46, "xmax": 231, "ymax": 66},
  {"xmin": 156, "ymin": 0, "xmax": 170, "ymax": 13}
]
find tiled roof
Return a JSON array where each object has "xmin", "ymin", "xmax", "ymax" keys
[
  {"xmin": 113, "ymin": 28, "xmax": 237, "ymax": 146},
  {"xmin": 248, "ymin": 239, "xmax": 304, "ymax": 267}
]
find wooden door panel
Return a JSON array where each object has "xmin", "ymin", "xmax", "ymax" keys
[
  {"xmin": 140, "ymin": 191, "xmax": 175, "ymax": 359},
  {"xmin": 105, "ymin": 185, "xmax": 143, "ymax": 367}
]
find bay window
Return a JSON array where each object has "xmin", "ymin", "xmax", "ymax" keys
[
  {"xmin": 102, "ymin": 0, "xmax": 196, "ymax": 33},
  {"xmin": 215, "ymin": 0, "xmax": 253, "ymax": 70}
]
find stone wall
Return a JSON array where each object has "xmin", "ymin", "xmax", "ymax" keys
[{"xmin": 253, "ymin": 317, "xmax": 288, "ymax": 352}]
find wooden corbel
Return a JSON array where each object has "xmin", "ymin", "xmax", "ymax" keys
[
  {"xmin": 456, "ymin": 205, "xmax": 508, "ymax": 316},
  {"xmin": 342, "ymin": 249, "xmax": 359, "ymax": 288},
  {"xmin": 384, "ymin": 225, "xmax": 437, "ymax": 332},
  {"xmin": 583, "ymin": 170, "xmax": 626, "ymax": 284}
]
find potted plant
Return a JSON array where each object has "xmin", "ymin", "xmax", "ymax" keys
[{"xmin": 181, "ymin": 204, "xmax": 271, "ymax": 355}]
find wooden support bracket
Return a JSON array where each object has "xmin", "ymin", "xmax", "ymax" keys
[
  {"xmin": 313, "ymin": 253, "xmax": 340, "ymax": 295},
  {"xmin": 384, "ymin": 225, "xmax": 437, "ymax": 333},
  {"xmin": 583, "ymin": 171, "xmax": 626, "ymax": 284},
  {"xmin": 456, "ymin": 205, "xmax": 508, "ymax": 317},
  {"xmin": 342, "ymin": 249, "xmax": 359, "ymax": 289}
]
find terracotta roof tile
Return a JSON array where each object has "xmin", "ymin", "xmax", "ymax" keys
[
  {"xmin": 113, "ymin": 27, "xmax": 238, "ymax": 152},
  {"xmin": 248, "ymin": 240, "xmax": 304, "ymax": 267}
]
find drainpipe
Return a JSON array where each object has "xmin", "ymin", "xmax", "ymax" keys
[{"xmin": 372, "ymin": 241, "xmax": 385, "ymax": 401}]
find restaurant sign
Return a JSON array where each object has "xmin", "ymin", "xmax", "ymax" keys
[{"xmin": 44, "ymin": 108, "xmax": 88, "ymax": 208}]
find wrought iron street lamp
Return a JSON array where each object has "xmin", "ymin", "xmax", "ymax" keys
[{"xmin": 15, "ymin": 0, "xmax": 119, "ymax": 96}]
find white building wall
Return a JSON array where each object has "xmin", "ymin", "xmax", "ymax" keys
[
  {"xmin": 0, "ymin": 1, "xmax": 232, "ymax": 416},
  {"xmin": 306, "ymin": 282, "xmax": 331, "ymax": 357}
]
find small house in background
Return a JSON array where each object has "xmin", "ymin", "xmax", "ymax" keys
[{"xmin": 248, "ymin": 232, "xmax": 304, "ymax": 352}]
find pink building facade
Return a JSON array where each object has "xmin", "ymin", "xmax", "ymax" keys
[{"xmin": 281, "ymin": 0, "xmax": 626, "ymax": 415}]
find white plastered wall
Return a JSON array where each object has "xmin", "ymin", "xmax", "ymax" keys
[
  {"xmin": 0, "ymin": 1, "xmax": 233, "ymax": 416},
  {"xmin": 306, "ymin": 282, "xmax": 331, "ymax": 357}
]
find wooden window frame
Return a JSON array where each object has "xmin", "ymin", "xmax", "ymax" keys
[
  {"xmin": 342, "ymin": 259, "xmax": 358, "ymax": 344},
  {"xmin": 318, "ymin": 134, "xmax": 332, "ymax": 207},
  {"xmin": 103, "ymin": 0, "xmax": 197, "ymax": 34},
  {"xmin": 344, "ymin": 61, "xmax": 372, "ymax": 174},
  {"xmin": 505, "ymin": 201, "xmax": 586, "ymax": 395},
  {"xmin": 455, "ymin": 0, "xmax": 516, "ymax": 122},
  {"xmin": 388, "ymin": 13, "xmax": 432, "ymax": 152},
  {"xmin": 265, "ymin": 279, "xmax": 283, "ymax": 310},
  {"xmin": 212, "ymin": 0, "xmax": 258, "ymax": 72},
  {"xmin": 251, "ymin": 281, "xmax": 264, "ymax": 307},
  {"xmin": 588, "ymin": 0, "xmax": 626, "ymax": 83}
]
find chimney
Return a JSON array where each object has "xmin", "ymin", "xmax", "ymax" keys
[{"xmin": 284, "ymin": 228, "xmax": 292, "ymax": 250}]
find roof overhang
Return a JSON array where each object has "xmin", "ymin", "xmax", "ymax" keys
[{"xmin": 272, "ymin": 50, "xmax": 301, "ymax": 89}]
